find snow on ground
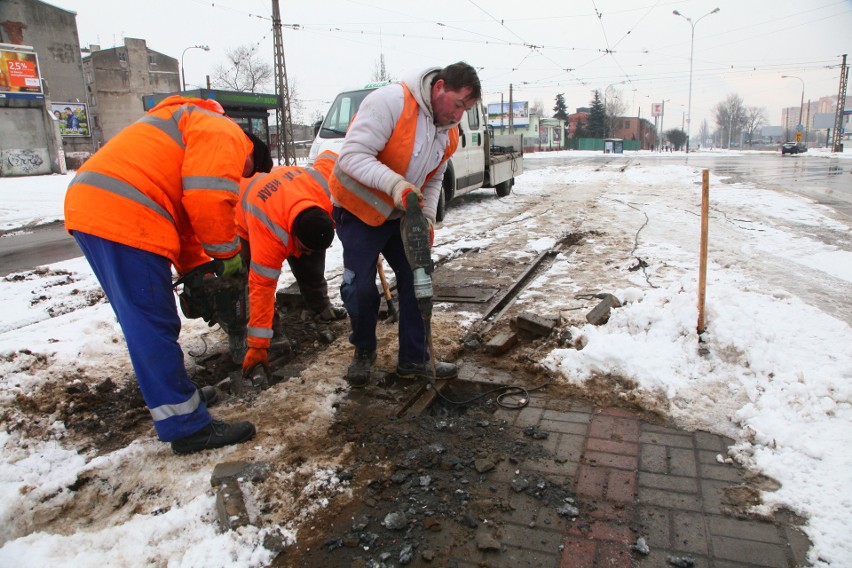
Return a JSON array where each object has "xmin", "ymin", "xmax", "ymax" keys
[{"xmin": 0, "ymin": 147, "xmax": 850, "ymax": 566}]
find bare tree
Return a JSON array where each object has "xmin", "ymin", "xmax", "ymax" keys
[
  {"xmin": 742, "ymin": 106, "xmax": 767, "ymax": 146},
  {"xmin": 713, "ymin": 93, "xmax": 746, "ymax": 148},
  {"xmin": 697, "ymin": 119, "xmax": 711, "ymax": 149},
  {"xmin": 287, "ymin": 77, "xmax": 305, "ymax": 125},
  {"xmin": 529, "ymin": 99, "xmax": 544, "ymax": 117},
  {"xmin": 603, "ymin": 87, "xmax": 628, "ymax": 137},
  {"xmin": 211, "ymin": 45, "xmax": 273, "ymax": 93},
  {"xmin": 371, "ymin": 54, "xmax": 393, "ymax": 83}
]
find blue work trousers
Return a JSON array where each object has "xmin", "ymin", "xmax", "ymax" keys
[
  {"xmin": 73, "ymin": 231, "xmax": 210, "ymax": 442},
  {"xmin": 332, "ymin": 207, "xmax": 429, "ymax": 364}
]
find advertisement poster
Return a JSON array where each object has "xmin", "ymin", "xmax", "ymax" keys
[
  {"xmin": 51, "ymin": 102, "xmax": 91, "ymax": 137},
  {"xmin": 487, "ymin": 101, "xmax": 530, "ymax": 128},
  {"xmin": 0, "ymin": 48, "xmax": 43, "ymax": 95}
]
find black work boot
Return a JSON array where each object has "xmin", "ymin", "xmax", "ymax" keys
[
  {"xmin": 346, "ymin": 348, "xmax": 376, "ymax": 388},
  {"xmin": 171, "ymin": 419, "xmax": 256, "ymax": 455},
  {"xmin": 396, "ymin": 361, "xmax": 458, "ymax": 381},
  {"xmin": 316, "ymin": 305, "xmax": 347, "ymax": 322}
]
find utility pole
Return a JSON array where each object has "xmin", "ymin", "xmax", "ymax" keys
[
  {"xmin": 508, "ymin": 84, "xmax": 514, "ymax": 135},
  {"xmin": 831, "ymin": 53, "xmax": 848, "ymax": 153},
  {"xmin": 272, "ymin": 0, "xmax": 296, "ymax": 165}
]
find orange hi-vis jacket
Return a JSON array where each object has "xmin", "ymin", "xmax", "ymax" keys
[
  {"xmin": 329, "ymin": 84, "xmax": 459, "ymax": 226},
  {"xmin": 236, "ymin": 151, "xmax": 337, "ymax": 350},
  {"xmin": 65, "ymin": 96, "xmax": 252, "ymax": 273}
]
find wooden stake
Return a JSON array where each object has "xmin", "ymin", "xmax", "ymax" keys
[{"xmin": 697, "ymin": 169, "xmax": 709, "ymax": 334}]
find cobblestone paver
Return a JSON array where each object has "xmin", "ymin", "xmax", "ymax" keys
[{"xmin": 456, "ymin": 371, "xmax": 813, "ymax": 568}]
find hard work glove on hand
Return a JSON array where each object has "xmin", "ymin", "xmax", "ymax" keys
[
  {"xmin": 219, "ymin": 254, "xmax": 244, "ymax": 277},
  {"xmin": 391, "ymin": 179, "xmax": 422, "ymax": 210},
  {"xmin": 242, "ymin": 347, "xmax": 268, "ymax": 375}
]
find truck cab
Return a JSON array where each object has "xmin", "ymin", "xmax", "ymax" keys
[{"xmin": 308, "ymin": 82, "xmax": 523, "ymax": 221}]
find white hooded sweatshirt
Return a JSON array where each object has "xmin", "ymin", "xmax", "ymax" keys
[{"xmin": 335, "ymin": 66, "xmax": 460, "ymax": 223}]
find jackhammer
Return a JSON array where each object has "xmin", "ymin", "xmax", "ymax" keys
[
  {"xmin": 173, "ymin": 259, "xmax": 248, "ymax": 365},
  {"xmin": 400, "ymin": 191, "xmax": 437, "ymax": 382}
]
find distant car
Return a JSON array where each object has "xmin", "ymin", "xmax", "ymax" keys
[{"xmin": 781, "ymin": 141, "xmax": 807, "ymax": 155}]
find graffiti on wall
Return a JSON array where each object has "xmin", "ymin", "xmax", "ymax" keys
[{"xmin": 1, "ymin": 149, "xmax": 50, "ymax": 176}]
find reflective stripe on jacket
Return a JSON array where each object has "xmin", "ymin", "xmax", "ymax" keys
[
  {"xmin": 236, "ymin": 151, "xmax": 337, "ymax": 349},
  {"xmin": 64, "ymin": 96, "xmax": 252, "ymax": 273},
  {"xmin": 329, "ymin": 84, "xmax": 459, "ymax": 226}
]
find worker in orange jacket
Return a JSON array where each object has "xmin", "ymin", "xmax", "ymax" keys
[
  {"xmin": 64, "ymin": 95, "xmax": 272, "ymax": 455},
  {"xmin": 236, "ymin": 150, "xmax": 343, "ymax": 376}
]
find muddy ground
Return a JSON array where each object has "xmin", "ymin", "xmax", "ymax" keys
[{"xmin": 8, "ymin": 230, "xmax": 670, "ymax": 567}]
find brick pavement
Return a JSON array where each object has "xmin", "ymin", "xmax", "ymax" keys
[{"xmin": 455, "ymin": 362, "xmax": 811, "ymax": 568}]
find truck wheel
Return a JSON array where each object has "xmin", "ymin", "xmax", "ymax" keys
[
  {"xmin": 435, "ymin": 186, "xmax": 447, "ymax": 222},
  {"xmin": 495, "ymin": 179, "xmax": 513, "ymax": 198}
]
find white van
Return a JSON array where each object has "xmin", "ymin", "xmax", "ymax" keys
[{"xmin": 307, "ymin": 82, "xmax": 523, "ymax": 222}]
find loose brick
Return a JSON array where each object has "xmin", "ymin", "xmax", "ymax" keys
[
  {"xmin": 516, "ymin": 311, "xmax": 558, "ymax": 336},
  {"xmin": 484, "ymin": 332, "xmax": 518, "ymax": 355}
]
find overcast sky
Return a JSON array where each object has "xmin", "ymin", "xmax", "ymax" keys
[{"xmin": 52, "ymin": 0, "xmax": 851, "ymax": 131}]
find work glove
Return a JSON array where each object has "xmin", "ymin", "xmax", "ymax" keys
[
  {"xmin": 219, "ymin": 254, "xmax": 244, "ymax": 278},
  {"xmin": 242, "ymin": 346, "xmax": 269, "ymax": 376},
  {"xmin": 391, "ymin": 179, "xmax": 422, "ymax": 210}
]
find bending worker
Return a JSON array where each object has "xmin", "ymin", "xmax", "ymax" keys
[
  {"xmin": 238, "ymin": 150, "xmax": 341, "ymax": 377},
  {"xmin": 64, "ymin": 94, "xmax": 272, "ymax": 455},
  {"xmin": 329, "ymin": 62, "xmax": 481, "ymax": 387}
]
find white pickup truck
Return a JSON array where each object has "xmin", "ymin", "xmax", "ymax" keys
[{"xmin": 307, "ymin": 82, "xmax": 524, "ymax": 222}]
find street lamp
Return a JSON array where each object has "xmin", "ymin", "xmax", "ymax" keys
[
  {"xmin": 181, "ymin": 45, "xmax": 210, "ymax": 91},
  {"xmin": 673, "ymin": 7, "xmax": 720, "ymax": 153},
  {"xmin": 781, "ymin": 75, "xmax": 805, "ymax": 141}
]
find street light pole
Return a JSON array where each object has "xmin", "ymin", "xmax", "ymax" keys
[
  {"xmin": 781, "ymin": 75, "xmax": 805, "ymax": 140},
  {"xmin": 673, "ymin": 7, "xmax": 720, "ymax": 153},
  {"xmin": 181, "ymin": 45, "xmax": 210, "ymax": 91}
]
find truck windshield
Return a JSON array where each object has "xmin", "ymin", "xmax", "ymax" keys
[{"xmin": 319, "ymin": 88, "xmax": 376, "ymax": 139}]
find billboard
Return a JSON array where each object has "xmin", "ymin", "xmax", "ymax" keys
[
  {"xmin": 0, "ymin": 48, "xmax": 43, "ymax": 97},
  {"xmin": 487, "ymin": 101, "xmax": 529, "ymax": 128},
  {"xmin": 51, "ymin": 102, "xmax": 91, "ymax": 137}
]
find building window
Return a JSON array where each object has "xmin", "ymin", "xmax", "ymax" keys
[
  {"xmin": 118, "ymin": 51, "xmax": 126, "ymax": 62},
  {"xmin": 148, "ymin": 54, "xmax": 157, "ymax": 65}
]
